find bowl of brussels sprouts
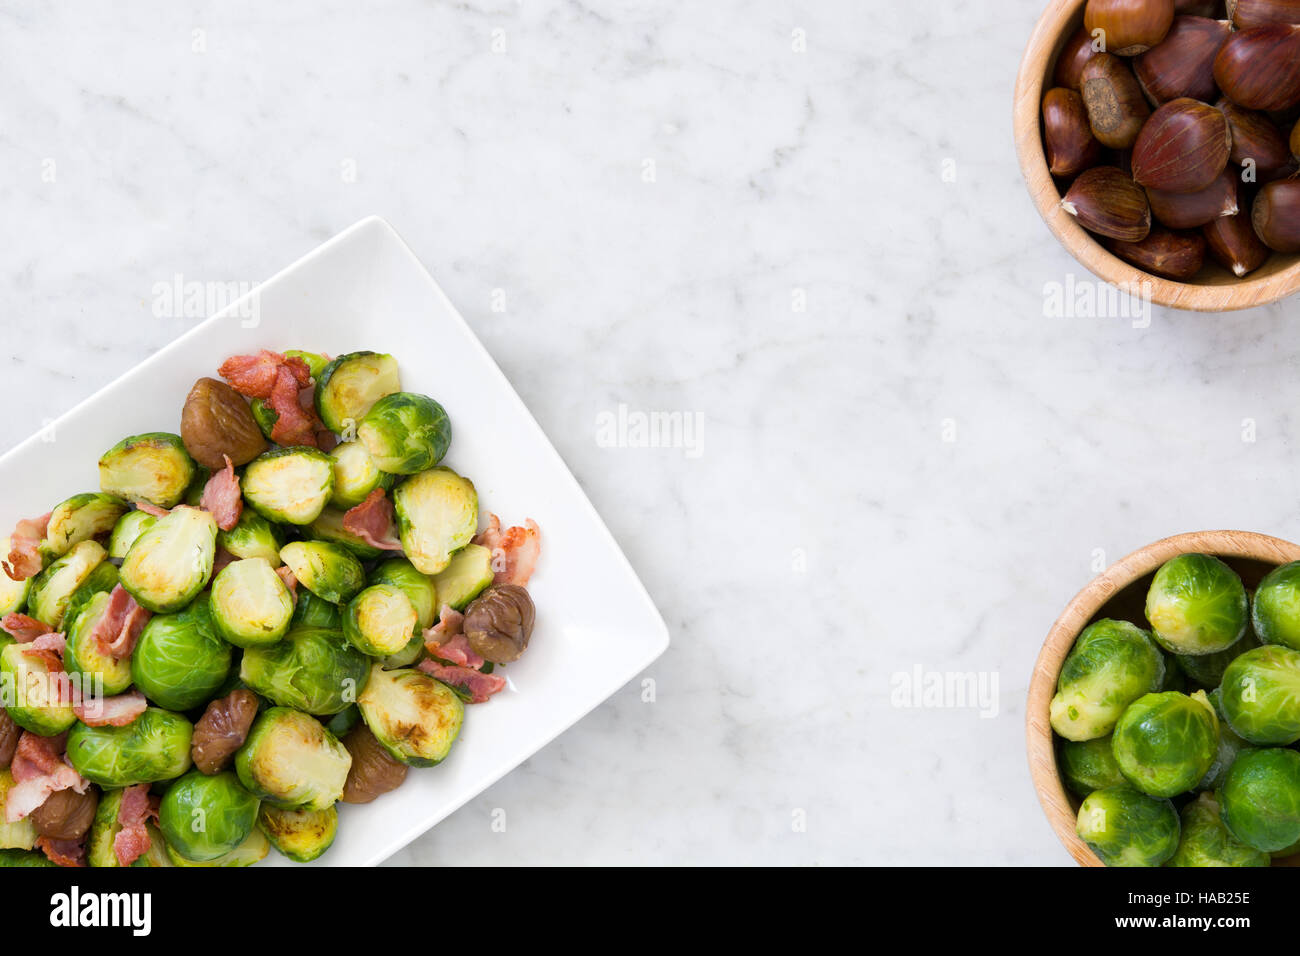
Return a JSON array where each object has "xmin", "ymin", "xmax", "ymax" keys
[{"xmin": 1028, "ymin": 529, "xmax": 1300, "ymax": 867}]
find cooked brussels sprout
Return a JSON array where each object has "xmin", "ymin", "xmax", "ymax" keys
[
  {"xmin": 250, "ymin": 398, "xmax": 277, "ymax": 442},
  {"xmin": 357, "ymin": 392, "xmax": 451, "ymax": 475},
  {"xmin": 238, "ymin": 624, "xmax": 371, "ymax": 716},
  {"xmin": 1145, "ymin": 553, "xmax": 1248, "ymax": 655},
  {"xmin": 392, "ymin": 467, "xmax": 478, "ymax": 575},
  {"xmin": 0, "ymin": 770, "xmax": 37, "ymax": 850},
  {"xmin": 0, "ymin": 643, "xmax": 75, "ymax": 735},
  {"xmin": 1049, "ymin": 619, "xmax": 1165, "ymax": 741},
  {"xmin": 98, "ymin": 432, "xmax": 196, "ymax": 509},
  {"xmin": 182, "ymin": 465, "xmax": 211, "ymax": 507},
  {"xmin": 210, "ymin": 557, "xmax": 294, "ymax": 648},
  {"xmin": 329, "ymin": 441, "xmax": 394, "ymax": 509},
  {"xmin": 0, "ymin": 848, "xmax": 57, "ymax": 866},
  {"xmin": 280, "ymin": 540, "xmax": 365, "ymax": 604},
  {"xmin": 371, "ymin": 558, "xmax": 437, "ymax": 631},
  {"xmin": 1221, "ymin": 747, "xmax": 1300, "ymax": 852},
  {"xmin": 86, "ymin": 787, "xmax": 165, "ymax": 868},
  {"xmin": 1253, "ymin": 561, "xmax": 1300, "ymax": 650},
  {"xmin": 291, "ymin": 591, "xmax": 342, "ymax": 629},
  {"xmin": 1175, "ymin": 630, "xmax": 1261, "ymax": 688},
  {"xmin": 325, "ymin": 704, "xmax": 360, "ymax": 738},
  {"xmin": 106, "ymin": 510, "xmax": 157, "ymax": 560},
  {"xmin": 158, "ymin": 770, "xmax": 259, "ymax": 863},
  {"xmin": 235, "ymin": 707, "xmax": 351, "ymax": 810},
  {"xmin": 165, "ymin": 826, "xmax": 268, "ymax": 866},
  {"xmin": 1075, "ymin": 785, "xmax": 1180, "ymax": 867},
  {"xmin": 44, "ymin": 493, "xmax": 127, "ymax": 558},
  {"xmin": 381, "ymin": 635, "xmax": 426, "ymax": 669},
  {"xmin": 284, "ymin": 349, "xmax": 329, "ymax": 380},
  {"xmin": 118, "ymin": 505, "xmax": 217, "ymax": 613},
  {"xmin": 314, "ymin": 351, "xmax": 401, "ymax": 434},
  {"xmin": 1059, "ymin": 735, "xmax": 1126, "ymax": 797},
  {"xmin": 430, "ymin": 544, "xmax": 493, "ymax": 612},
  {"xmin": 358, "ymin": 663, "xmax": 464, "ymax": 767},
  {"xmin": 0, "ymin": 538, "xmax": 30, "ymax": 616},
  {"xmin": 1111, "ymin": 690, "xmax": 1219, "ymax": 797},
  {"xmin": 258, "ymin": 803, "xmax": 338, "ymax": 862},
  {"xmin": 343, "ymin": 584, "xmax": 419, "ymax": 657},
  {"xmin": 303, "ymin": 507, "xmax": 386, "ymax": 560},
  {"xmin": 61, "ymin": 559, "xmax": 120, "ymax": 628},
  {"xmin": 242, "ymin": 447, "xmax": 335, "ymax": 526},
  {"xmin": 1169, "ymin": 792, "xmax": 1269, "ymax": 867},
  {"xmin": 67, "ymin": 707, "xmax": 193, "ymax": 786},
  {"xmin": 131, "ymin": 597, "xmax": 232, "ymax": 711},
  {"xmin": 1220, "ymin": 644, "xmax": 1300, "ymax": 744},
  {"xmin": 27, "ymin": 539, "xmax": 107, "ymax": 628},
  {"xmin": 216, "ymin": 509, "xmax": 284, "ymax": 565},
  {"xmin": 65, "ymin": 590, "xmax": 133, "ymax": 697}
]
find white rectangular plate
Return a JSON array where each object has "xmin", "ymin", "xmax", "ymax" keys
[{"xmin": 0, "ymin": 217, "xmax": 669, "ymax": 866}]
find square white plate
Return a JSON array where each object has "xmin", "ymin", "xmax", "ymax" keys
[{"xmin": 0, "ymin": 216, "xmax": 669, "ymax": 866}]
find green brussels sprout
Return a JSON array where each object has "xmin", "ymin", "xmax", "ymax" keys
[
  {"xmin": 1175, "ymin": 630, "xmax": 1261, "ymax": 688},
  {"xmin": 131, "ymin": 597, "xmax": 232, "ymax": 711},
  {"xmin": 158, "ymin": 770, "xmax": 260, "ymax": 863},
  {"xmin": 0, "ymin": 537, "xmax": 30, "ymax": 616},
  {"xmin": 87, "ymin": 789, "xmax": 173, "ymax": 868},
  {"xmin": 67, "ymin": 707, "xmax": 193, "ymax": 787},
  {"xmin": 0, "ymin": 770, "xmax": 38, "ymax": 850},
  {"xmin": 258, "ymin": 803, "xmax": 338, "ymax": 862},
  {"xmin": 343, "ymin": 584, "xmax": 419, "ymax": 657},
  {"xmin": 371, "ymin": 557, "xmax": 437, "ymax": 631},
  {"xmin": 1059, "ymin": 735, "xmax": 1126, "ymax": 797},
  {"xmin": 1201, "ymin": 716, "xmax": 1249, "ymax": 792},
  {"xmin": 329, "ymin": 441, "xmax": 394, "ymax": 509},
  {"xmin": 314, "ymin": 351, "xmax": 401, "ymax": 434},
  {"xmin": 280, "ymin": 541, "xmax": 365, "ymax": 604},
  {"xmin": 61, "ymin": 559, "xmax": 120, "ymax": 630},
  {"xmin": 357, "ymin": 392, "xmax": 451, "ymax": 475},
  {"xmin": 1049, "ymin": 619, "xmax": 1165, "ymax": 741},
  {"xmin": 209, "ymin": 557, "xmax": 294, "ymax": 648},
  {"xmin": 118, "ymin": 505, "xmax": 217, "ymax": 613},
  {"xmin": 27, "ymin": 539, "xmax": 107, "ymax": 628},
  {"xmin": 1169, "ymin": 792, "xmax": 1269, "ymax": 867},
  {"xmin": 44, "ymin": 493, "xmax": 128, "ymax": 558},
  {"xmin": 325, "ymin": 704, "xmax": 359, "ymax": 738},
  {"xmin": 1111, "ymin": 690, "xmax": 1219, "ymax": 797},
  {"xmin": 1220, "ymin": 644, "xmax": 1300, "ymax": 744},
  {"xmin": 235, "ymin": 707, "xmax": 351, "ymax": 810},
  {"xmin": 1253, "ymin": 561, "xmax": 1300, "ymax": 650},
  {"xmin": 1145, "ymin": 554, "xmax": 1248, "ymax": 655},
  {"xmin": 303, "ymin": 507, "xmax": 386, "ymax": 560},
  {"xmin": 106, "ymin": 510, "xmax": 157, "ymax": 561},
  {"xmin": 250, "ymin": 398, "xmax": 277, "ymax": 442},
  {"xmin": 284, "ymin": 349, "xmax": 329, "ymax": 381},
  {"xmin": 65, "ymin": 589, "xmax": 133, "ymax": 696},
  {"xmin": 238, "ymin": 624, "xmax": 371, "ymax": 716},
  {"xmin": 98, "ymin": 432, "xmax": 196, "ymax": 509},
  {"xmin": 1075, "ymin": 785, "xmax": 1180, "ymax": 867},
  {"xmin": 358, "ymin": 663, "xmax": 464, "ymax": 767},
  {"xmin": 430, "ymin": 544, "xmax": 494, "ymax": 613},
  {"xmin": 393, "ymin": 467, "xmax": 478, "ymax": 575},
  {"xmin": 1221, "ymin": 747, "xmax": 1300, "ymax": 852},
  {"xmin": 1273, "ymin": 837, "xmax": 1300, "ymax": 860},
  {"xmin": 0, "ymin": 848, "xmax": 57, "ymax": 866},
  {"xmin": 0, "ymin": 643, "xmax": 75, "ymax": 735},
  {"xmin": 242, "ymin": 447, "xmax": 335, "ymax": 526},
  {"xmin": 165, "ymin": 825, "xmax": 268, "ymax": 866},
  {"xmin": 291, "ymin": 591, "xmax": 342, "ymax": 629},
  {"xmin": 216, "ymin": 509, "xmax": 284, "ymax": 565},
  {"xmin": 381, "ymin": 635, "xmax": 426, "ymax": 669}
]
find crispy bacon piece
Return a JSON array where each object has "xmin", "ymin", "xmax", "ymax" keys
[
  {"xmin": 422, "ymin": 606, "xmax": 484, "ymax": 667},
  {"xmin": 112, "ymin": 784, "xmax": 159, "ymax": 867},
  {"xmin": 343, "ymin": 489, "xmax": 402, "ymax": 551},
  {"xmin": 1, "ymin": 613, "xmax": 52, "ymax": 643},
  {"xmin": 36, "ymin": 836, "xmax": 85, "ymax": 867},
  {"xmin": 199, "ymin": 455, "xmax": 243, "ymax": 531},
  {"xmin": 74, "ymin": 689, "xmax": 148, "ymax": 728},
  {"xmin": 3, "ymin": 513, "xmax": 50, "ymax": 582},
  {"xmin": 473, "ymin": 515, "xmax": 541, "ymax": 587},
  {"xmin": 21, "ymin": 632, "xmax": 66, "ymax": 671},
  {"xmin": 275, "ymin": 565, "xmax": 298, "ymax": 600},
  {"xmin": 418, "ymin": 659, "xmax": 506, "ymax": 703},
  {"xmin": 89, "ymin": 585, "xmax": 151, "ymax": 660},
  {"xmin": 7, "ymin": 733, "xmax": 88, "ymax": 822},
  {"xmin": 218, "ymin": 350, "xmax": 310, "ymax": 399},
  {"xmin": 267, "ymin": 365, "xmax": 322, "ymax": 447}
]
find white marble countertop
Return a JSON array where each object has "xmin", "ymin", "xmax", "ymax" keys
[{"xmin": 2, "ymin": 0, "xmax": 1296, "ymax": 866}]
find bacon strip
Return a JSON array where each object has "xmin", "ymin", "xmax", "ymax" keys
[
  {"xmin": 89, "ymin": 585, "xmax": 151, "ymax": 660},
  {"xmin": 3, "ymin": 513, "xmax": 50, "ymax": 582},
  {"xmin": 1, "ymin": 613, "xmax": 52, "ymax": 643},
  {"xmin": 6, "ymin": 733, "xmax": 89, "ymax": 822},
  {"xmin": 199, "ymin": 455, "xmax": 243, "ymax": 531},
  {"xmin": 217, "ymin": 350, "xmax": 310, "ymax": 399},
  {"xmin": 112, "ymin": 784, "xmax": 159, "ymax": 867},
  {"xmin": 36, "ymin": 836, "xmax": 85, "ymax": 868},
  {"xmin": 134, "ymin": 501, "xmax": 170, "ymax": 518},
  {"xmin": 342, "ymin": 489, "xmax": 402, "ymax": 551},
  {"xmin": 473, "ymin": 515, "xmax": 541, "ymax": 587},
  {"xmin": 21, "ymin": 632, "xmax": 66, "ymax": 671},
  {"xmin": 74, "ymin": 689, "xmax": 148, "ymax": 728},
  {"xmin": 268, "ymin": 365, "xmax": 323, "ymax": 447},
  {"xmin": 275, "ymin": 564, "xmax": 298, "ymax": 600},
  {"xmin": 422, "ymin": 606, "xmax": 485, "ymax": 667},
  {"xmin": 418, "ymin": 659, "xmax": 506, "ymax": 703}
]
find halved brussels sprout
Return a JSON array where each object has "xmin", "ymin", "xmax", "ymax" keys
[
  {"xmin": 259, "ymin": 803, "xmax": 338, "ymax": 862},
  {"xmin": 357, "ymin": 392, "xmax": 451, "ymax": 475},
  {"xmin": 238, "ymin": 624, "xmax": 372, "ymax": 716},
  {"xmin": 159, "ymin": 770, "xmax": 259, "ymax": 863},
  {"xmin": 372, "ymin": 557, "xmax": 437, "ymax": 631},
  {"xmin": 61, "ymin": 559, "xmax": 120, "ymax": 630},
  {"xmin": 1049, "ymin": 619, "xmax": 1165, "ymax": 741},
  {"xmin": 1169, "ymin": 792, "xmax": 1268, "ymax": 867},
  {"xmin": 67, "ymin": 707, "xmax": 193, "ymax": 787},
  {"xmin": 284, "ymin": 349, "xmax": 329, "ymax": 381},
  {"xmin": 106, "ymin": 510, "xmax": 157, "ymax": 560},
  {"xmin": 343, "ymin": 585, "xmax": 419, "ymax": 657},
  {"xmin": 216, "ymin": 509, "xmax": 284, "ymax": 565},
  {"xmin": 1175, "ymin": 630, "xmax": 1261, "ymax": 689},
  {"xmin": 280, "ymin": 541, "xmax": 365, "ymax": 604},
  {"xmin": 303, "ymin": 507, "xmax": 386, "ymax": 560},
  {"xmin": 1253, "ymin": 561, "xmax": 1300, "ymax": 650},
  {"xmin": 0, "ymin": 849, "xmax": 57, "ymax": 866},
  {"xmin": 325, "ymin": 704, "xmax": 360, "ymax": 738},
  {"xmin": 291, "ymin": 591, "xmax": 342, "ymax": 629},
  {"xmin": 0, "ymin": 643, "xmax": 75, "ymax": 735},
  {"xmin": 250, "ymin": 398, "xmax": 277, "ymax": 442},
  {"xmin": 165, "ymin": 826, "xmax": 268, "ymax": 867},
  {"xmin": 1111, "ymin": 690, "xmax": 1218, "ymax": 797},
  {"xmin": 44, "ymin": 493, "xmax": 128, "ymax": 558},
  {"xmin": 0, "ymin": 770, "xmax": 38, "ymax": 850},
  {"xmin": 65, "ymin": 589, "xmax": 133, "ymax": 696},
  {"xmin": 242, "ymin": 447, "xmax": 335, "ymax": 526},
  {"xmin": 314, "ymin": 351, "xmax": 401, "ymax": 434},
  {"xmin": 1221, "ymin": 747, "xmax": 1300, "ymax": 852},
  {"xmin": 358, "ymin": 663, "xmax": 464, "ymax": 767},
  {"xmin": 329, "ymin": 441, "xmax": 393, "ymax": 509},
  {"xmin": 1075, "ymin": 785, "xmax": 1180, "ymax": 867},
  {"xmin": 430, "ymin": 544, "xmax": 493, "ymax": 613},
  {"xmin": 1059, "ymin": 735, "xmax": 1126, "ymax": 797},
  {"xmin": 118, "ymin": 505, "xmax": 217, "ymax": 613},
  {"xmin": 210, "ymin": 557, "xmax": 294, "ymax": 648},
  {"xmin": 88, "ymin": 787, "xmax": 131, "ymax": 867},
  {"xmin": 1221, "ymin": 644, "xmax": 1300, "ymax": 744},
  {"xmin": 128, "ymin": 824, "xmax": 173, "ymax": 867},
  {"xmin": 27, "ymin": 539, "xmax": 107, "ymax": 628},
  {"xmin": 235, "ymin": 707, "xmax": 351, "ymax": 810},
  {"xmin": 0, "ymin": 538, "xmax": 30, "ymax": 616},
  {"xmin": 131, "ymin": 596, "xmax": 232, "ymax": 711},
  {"xmin": 1145, "ymin": 553, "xmax": 1248, "ymax": 656},
  {"xmin": 393, "ymin": 467, "xmax": 478, "ymax": 575},
  {"xmin": 98, "ymin": 432, "xmax": 196, "ymax": 509}
]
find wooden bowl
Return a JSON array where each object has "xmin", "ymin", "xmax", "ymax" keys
[
  {"xmin": 1027, "ymin": 529, "xmax": 1300, "ymax": 866},
  {"xmin": 1013, "ymin": 0, "xmax": 1300, "ymax": 312}
]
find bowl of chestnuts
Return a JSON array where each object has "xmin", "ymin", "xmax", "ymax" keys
[{"xmin": 1015, "ymin": 0, "xmax": 1300, "ymax": 311}]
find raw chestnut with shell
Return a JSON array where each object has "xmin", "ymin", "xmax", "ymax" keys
[
  {"xmin": 1177, "ymin": 0, "xmax": 1222, "ymax": 15},
  {"xmin": 1054, "ymin": 27, "xmax": 1099, "ymax": 90},
  {"xmin": 1218, "ymin": 99, "xmax": 1294, "ymax": 176},
  {"xmin": 181, "ymin": 377, "xmax": 268, "ymax": 470},
  {"xmin": 1228, "ymin": 0, "xmax": 1300, "ymax": 29},
  {"xmin": 341, "ymin": 724, "xmax": 408, "ymax": 804},
  {"xmin": 1108, "ymin": 228, "xmax": 1208, "ymax": 279},
  {"xmin": 1134, "ymin": 16, "xmax": 1230, "ymax": 104},
  {"xmin": 1146, "ymin": 166, "xmax": 1239, "ymax": 228},
  {"xmin": 30, "ymin": 787, "xmax": 98, "ymax": 841},
  {"xmin": 1081, "ymin": 54, "xmax": 1153, "ymax": 149},
  {"xmin": 1291, "ymin": 118, "xmax": 1300, "ymax": 160},
  {"xmin": 1213, "ymin": 24, "xmax": 1300, "ymax": 112},
  {"xmin": 1204, "ymin": 205, "xmax": 1273, "ymax": 275},
  {"xmin": 1061, "ymin": 166, "xmax": 1153, "ymax": 241},
  {"xmin": 1252, "ymin": 179, "xmax": 1300, "ymax": 251},
  {"xmin": 1131, "ymin": 97, "xmax": 1231, "ymax": 194},
  {"xmin": 1085, "ymin": 0, "xmax": 1176, "ymax": 54},
  {"xmin": 1043, "ymin": 88, "xmax": 1102, "ymax": 177},
  {"xmin": 463, "ymin": 584, "xmax": 536, "ymax": 665}
]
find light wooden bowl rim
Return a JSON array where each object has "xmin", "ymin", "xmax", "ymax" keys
[
  {"xmin": 1013, "ymin": 0, "xmax": 1300, "ymax": 313},
  {"xmin": 1027, "ymin": 529, "xmax": 1300, "ymax": 866}
]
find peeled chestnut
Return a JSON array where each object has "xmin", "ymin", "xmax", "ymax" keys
[
  {"xmin": 1055, "ymin": 27, "xmax": 1100, "ymax": 89},
  {"xmin": 1134, "ymin": 16, "xmax": 1230, "ymax": 104},
  {"xmin": 1131, "ymin": 97, "xmax": 1231, "ymax": 193},
  {"xmin": 1043, "ymin": 88, "xmax": 1103, "ymax": 176},
  {"xmin": 1217, "ymin": 99, "xmax": 1294, "ymax": 176},
  {"xmin": 1061, "ymin": 166, "xmax": 1153, "ymax": 240},
  {"xmin": 1213, "ymin": 24, "xmax": 1300, "ymax": 112},
  {"xmin": 1108, "ymin": 228, "xmax": 1207, "ymax": 278},
  {"xmin": 1204, "ymin": 205, "xmax": 1273, "ymax": 274},
  {"xmin": 1085, "ymin": 0, "xmax": 1176, "ymax": 54},
  {"xmin": 1228, "ymin": 0, "xmax": 1300, "ymax": 28},
  {"xmin": 1252, "ymin": 178, "xmax": 1300, "ymax": 251},
  {"xmin": 1081, "ymin": 54, "xmax": 1153, "ymax": 148},
  {"xmin": 1146, "ymin": 166, "xmax": 1238, "ymax": 227}
]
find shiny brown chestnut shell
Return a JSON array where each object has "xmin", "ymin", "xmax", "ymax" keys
[
  {"xmin": 1252, "ymin": 178, "xmax": 1300, "ymax": 251},
  {"xmin": 1204, "ymin": 205, "xmax": 1273, "ymax": 275},
  {"xmin": 1134, "ymin": 16, "xmax": 1230, "ymax": 104},
  {"xmin": 1107, "ymin": 228, "xmax": 1208, "ymax": 279},
  {"xmin": 1043, "ymin": 88, "xmax": 1103, "ymax": 177},
  {"xmin": 1291, "ymin": 117, "xmax": 1300, "ymax": 160},
  {"xmin": 1177, "ymin": 0, "xmax": 1222, "ymax": 14},
  {"xmin": 463, "ymin": 584, "xmax": 536, "ymax": 664},
  {"xmin": 1055, "ymin": 27, "xmax": 1100, "ymax": 90},
  {"xmin": 1081, "ymin": 54, "xmax": 1153, "ymax": 149},
  {"xmin": 1085, "ymin": 0, "xmax": 1177, "ymax": 54},
  {"xmin": 341, "ymin": 724, "xmax": 408, "ymax": 804},
  {"xmin": 1213, "ymin": 24, "xmax": 1300, "ymax": 112},
  {"xmin": 1217, "ymin": 100, "xmax": 1294, "ymax": 176},
  {"xmin": 1146, "ymin": 166, "xmax": 1239, "ymax": 227},
  {"xmin": 1061, "ymin": 166, "xmax": 1153, "ymax": 241},
  {"xmin": 1131, "ymin": 97, "xmax": 1232, "ymax": 193},
  {"xmin": 1228, "ymin": 0, "xmax": 1300, "ymax": 29}
]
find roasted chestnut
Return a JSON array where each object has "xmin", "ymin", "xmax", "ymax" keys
[
  {"xmin": 1218, "ymin": 99, "xmax": 1295, "ymax": 176},
  {"xmin": 1213, "ymin": 24, "xmax": 1300, "ymax": 112},
  {"xmin": 1228, "ymin": 0, "xmax": 1300, "ymax": 29},
  {"xmin": 1043, "ymin": 88, "xmax": 1103, "ymax": 177},
  {"xmin": 191, "ymin": 688, "xmax": 259, "ymax": 774},
  {"xmin": 1252, "ymin": 178, "xmax": 1300, "ymax": 251},
  {"xmin": 1131, "ymin": 97, "xmax": 1231, "ymax": 193},
  {"xmin": 1134, "ymin": 16, "xmax": 1230, "ymax": 104},
  {"xmin": 1082, "ymin": 53, "xmax": 1153, "ymax": 148},
  {"xmin": 30, "ymin": 787, "xmax": 98, "ymax": 841},
  {"xmin": 341, "ymin": 724, "xmax": 408, "ymax": 804},
  {"xmin": 463, "ymin": 584, "xmax": 536, "ymax": 664},
  {"xmin": 1108, "ymin": 227, "xmax": 1208, "ymax": 278},
  {"xmin": 1146, "ymin": 166, "xmax": 1239, "ymax": 227},
  {"xmin": 1055, "ymin": 27, "xmax": 1101, "ymax": 90},
  {"xmin": 180, "ymin": 377, "xmax": 268, "ymax": 470},
  {"xmin": 1204, "ymin": 205, "xmax": 1273, "ymax": 274},
  {"xmin": 1085, "ymin": 0, "xmax": 1177, "ymax": 54}
]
